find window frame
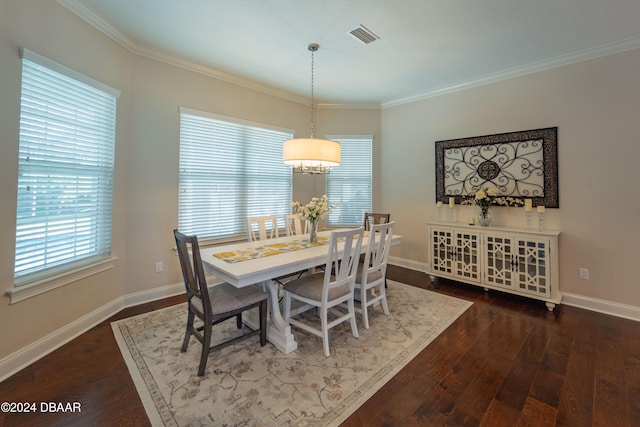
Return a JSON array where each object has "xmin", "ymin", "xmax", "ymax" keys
[
  {"xmin": 9, "ymin": 49, "xmax": 119, "ymax": 303},
  {"xmin": 178, "ymin": 107, "xmax": 294, "ymax": 243},
  {"xmin": 325, "ymin": 135, "xmax": 373, "ymax": 228}
]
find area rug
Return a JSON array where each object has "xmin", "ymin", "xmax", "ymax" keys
[{"xmin": 112, "ymin": 281, "xmax": 472, "ymax": 426}]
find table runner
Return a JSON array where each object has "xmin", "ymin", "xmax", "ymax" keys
[
  {"xmin": 212, "ymin": 232, "xmax": 368, "ymax": 263},
  {"xmin": 213, "ymin": 236, "xmax": 330, "ymax": 263}
]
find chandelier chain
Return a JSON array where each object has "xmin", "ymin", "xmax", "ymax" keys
[
  {"xmin": 282, "ymin": 42, "xmax": 339, "ymax": 175},
  {"xmin": 310, "ymin": 46, "xmax": 315, "ymax": 138}
]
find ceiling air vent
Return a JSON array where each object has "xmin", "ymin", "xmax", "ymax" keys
[{"xmin": 349, "ymin": 25, "xmax": 380, "ymax": 45}]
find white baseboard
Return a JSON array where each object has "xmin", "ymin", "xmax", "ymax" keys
[
  {"xmin": 389, "ymin": 256, "xmax": 427, "ymax": 272},
  {"xmin": 0, "ymin": 281, "xmax": 186, "ymax": 383},
  {"xmin": 388, "ymin": 258, "xmax": 640, "ymax": 322},
  {"xmin": 561, "ymin": 292, "xmax": 640, "ymax": 322},
  {"xmin": 0, "ymin": 297, "xmax": 124, "ymax": 383},
  {"xmin": 3, "ymin": 263, "xmax": 638, "ymax": 382},
  {"xmin": 122, "ymin": 282, "xmax": 185, "ymax": 308}
]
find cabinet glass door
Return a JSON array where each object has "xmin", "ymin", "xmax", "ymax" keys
[
  {"xmin": 485, "ymin": 234, "xmax": 514, "ymax": 289},
  {"xmin": 516, "ymin": 238, "xmax": 550, "ymax": 297},
  {"xmin": 431, "ymin": 228, "xmax": 454, "ymax": 275},
  {"xmin": 454, "ymin": 231, "xmax": 481, "ymax": 283}
]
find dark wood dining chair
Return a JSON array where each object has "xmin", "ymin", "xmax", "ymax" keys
[
  {"xmin": 363, "ymin": 212, "xmax": 391, "ymax": 231},
  {"xmin": 174, "ymin": 229, "xmax": 268, "ymax": 376}
]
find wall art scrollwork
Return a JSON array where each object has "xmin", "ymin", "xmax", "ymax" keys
[{"xmin": 435, "ymin": 127, "xmax": 558, "ymax": 207}]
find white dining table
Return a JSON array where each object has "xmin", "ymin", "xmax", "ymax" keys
[{"xmin": 199, "ymin": 229, "xmax": 402, "ymax": 354}]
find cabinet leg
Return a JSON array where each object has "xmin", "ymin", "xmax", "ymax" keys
[
  {"xmin": 545, "ymin": 302, "xmax": 556, "ymax": 311},
  {"xmin": 483, "ymin": 287, "xmax": 489, "ymax": 292},
  {"xmin": 429, "ymin": 275, "xmax": 437, "ymax": 283}
]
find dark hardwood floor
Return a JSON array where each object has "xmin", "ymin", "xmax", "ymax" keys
[{"xmin": 1, "ymin": 265, "xmax": 639, "ymax": 426}]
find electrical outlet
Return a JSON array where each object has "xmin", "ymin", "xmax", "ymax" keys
[
  {"xmin": 579, "ymin": 267, "xmax": 589, "ymax": 280},
  {"xmin": 155, "ymin": 261, "xmax": 164, "ymax": 273}
]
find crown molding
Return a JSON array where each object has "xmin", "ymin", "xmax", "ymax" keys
[
  {"xmin": 56, "ymin": 0, "xmax": 385, "ymax": 111},
  {"xmin": 58, "ymin": 0, "xmax": 640, "ymax": 111},
  {"xmin": 382, "ymin": 36, "xmax": 640, "ymax": 108},
  {"xmin": 317, "ymin": 102, "xmax": 381, "ymax": 110},
  {"xmin": 130, "ymin": 44, "xmax": 309, "ymax": 105},
  {"xmin": 57, "ymin": 0, "xmax": 309, "ymax": 106},
  {"xmin": 57, "ymin": 0, "xmax": 136, "ymax": 51}
]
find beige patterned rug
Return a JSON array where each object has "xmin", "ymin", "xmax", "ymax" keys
[{"xmin": 112, "ymin": 281, "xmax": 472, "ymax": 426}]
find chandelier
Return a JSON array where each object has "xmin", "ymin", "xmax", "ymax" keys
[{"xmin": 283, "ymin": 43, "xmax": 340, "ymax": 174}]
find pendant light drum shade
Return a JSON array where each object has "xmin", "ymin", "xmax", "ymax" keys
[
  {"xmin": 283, "ymin": 137, "xmax": 340, "ymax": 173},
  {"xmin": 283, "ymin": 43, "xmax": 340, "ymax": 174}
]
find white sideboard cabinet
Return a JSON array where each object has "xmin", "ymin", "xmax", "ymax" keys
[{"xmin": 427, "ymin": 222, "xmax": 561, "ymax": 310}]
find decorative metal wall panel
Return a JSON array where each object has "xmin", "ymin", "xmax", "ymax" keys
[{"xmin": 435, "ymin": 127, "xmax": 558, "ymax": 207}]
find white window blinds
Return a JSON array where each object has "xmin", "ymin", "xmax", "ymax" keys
[
  {"xmin": 325, "ymin": 136, "xmax": 373, "ymax": 227},
  {"xmin": 15, "ymin": 49, "xmax": 118, "ymax": 284},
  {"xmin": 178, "ymin": 108, "xmax": 293, "ymax": 241}
]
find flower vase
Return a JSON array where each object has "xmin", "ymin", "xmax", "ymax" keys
[
  {"xmin": 309, "ymin": 220, "xmax": 319, "ymax": 243},
  {"xmin": 478, "ymin": 209, "xmax": 492, "ymax": 227}
]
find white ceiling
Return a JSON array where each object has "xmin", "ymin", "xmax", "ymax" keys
[{"xmin": 61, "ymin": 0, "xmax": 640, "ymax": 107}]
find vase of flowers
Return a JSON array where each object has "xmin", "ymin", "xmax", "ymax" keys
[
  {"xmin": 291, "ymin": 195, "xmax": 334, "ymax": 243},
  {"xmin": 463, "ymin": 187, "xmax": 524, "ymax": 227},
  {"xmin": 478, "ymin": 208, "xmax": 492, "ymax": 226}
]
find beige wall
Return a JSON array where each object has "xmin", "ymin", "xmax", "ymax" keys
[
  {"xmin": 0, "ymin": 0, "xmax": 131, "ymax": 361},
  {"xmin": 1, "ymin": 0, "xmax": 639, "ymax": 377},
  {"xmin": 0, "ymin": 0, "xmax": 379, "ymax": 365},
  {"xmin": 381, "ymin": 48, "xmax": 640, "ymax": 307}
]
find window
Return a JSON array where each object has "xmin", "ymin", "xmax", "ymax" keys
[
  {"xmin": 178, "ymin": 108, "xmax": 293, "ymax": 241},
  {"xmin": 14, "ymin": 50, "xmax": 119, "ymax": 287},
  {"xmin": 325, "ymin": 135, "xmax": 373, "ymax": 227}
]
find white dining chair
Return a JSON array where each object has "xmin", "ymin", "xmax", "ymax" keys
[
  {"xmin": 355, "ymin": 221, "xmax": 395, "ymax": 329},
  {"xmin": 284, "ymin": 214, "xmax": 308, "ymax": 236},
  {"xmin": 246, "ymin": 215, "xmax": 279, "ymax": 241},
  {"xmin": 283, "ymin": 227, "xmax": 364, "ymax": 357}
]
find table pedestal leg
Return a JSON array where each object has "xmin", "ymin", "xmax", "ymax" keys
[{"xmin": 243, "ymin": 280, "xmax": 297, "ymax": 354}]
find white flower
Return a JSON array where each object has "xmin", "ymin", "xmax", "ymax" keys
[
  {"xmin": 461, "ymin": 186, "xmax": 524, "ymax": 211},
  {"xmin": 291, "ymin": 194, "xmax": 335, "ymax": 222},
  {"xmin": 487, "ymin": 187, "xmax": 500, "ymax": 197}
]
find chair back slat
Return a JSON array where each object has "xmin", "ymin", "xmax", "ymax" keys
[
  {"xmin": 174, "ymin": 230, "xmax": 210, "ymax": 311},
  {"xmin": 363, "ymin": 221, "xmax": 395, "ymax": 284},
  {"xmin": 322, "ymin": 227, "xmax": 364, "ymax": 299},
  {"xmin": 363, "ymin": 212, "xmax": 390, "ymax": 231},
  {"xmin": 247, "ymin": 215, "xmax": 279, "ymax": 241},
  {"xmin": 285, "ymin": 214, "xmax": 308, "ymax": 236}
]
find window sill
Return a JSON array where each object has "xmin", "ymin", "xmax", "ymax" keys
[{"xmin": 6, "ymin": 257, "xmax": 118, "ymax": 304}]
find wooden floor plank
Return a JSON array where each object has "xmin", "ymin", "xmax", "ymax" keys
[
  {"xmin": 1, "ymin": 266, "xmax": 639, "ymax": 427},
  {"xmin": 518, "ymin": 396, "xmax": 558, "ymax": 427},
  {"xmin": 479, "ymin": 398, "xmax": 521, "ymax": 427},
  {"xmin": 555, "ymin": 311, "xmax": 598, "ymax": 427}
]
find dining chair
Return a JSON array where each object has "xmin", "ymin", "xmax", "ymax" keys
[
  {"xmin": 174, "ymin": 229, "xmax": 268, "ymax": 376},
  {"xmin": 246, "ymin": 215, "xmax": 279, "ymax": 241},
  {"xmin": 354, "ymin": 221, "xmax": 395, "ymax": 329},
  {"xmin": 283, "ymin": 213, "xmax": 310, "ymax": 280},
  {"xmin": 284, "ymin": 213, "xmax": 308, "ymax": 236},
  {"xmin": 283, "ymin": 227, "xmax": 364, "ymax": 357},
  {"xmin": 363, "ymin": 212, "xmax": 391, "ymax": 231},
  {"xmin": 363, "ymin": 212, "xmax": 391, "ymax": 287}
]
